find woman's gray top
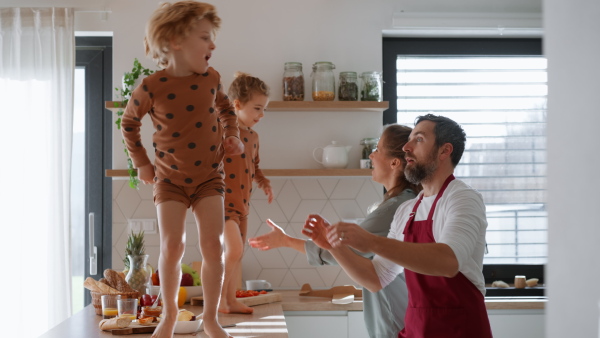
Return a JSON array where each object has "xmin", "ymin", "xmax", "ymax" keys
[{"xmin": 305, "ymin": 189, "xmax": 416, "ymax": 338}]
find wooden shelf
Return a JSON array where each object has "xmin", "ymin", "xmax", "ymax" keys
[
  {"xmin": 106, "ymin": 168, "xmax": 372, "ymax": 177},
  {"xmin": 105, "ymin": 101, "xmax": 125, "ymax": 112},
  {"xmin": 105, "ymin": 100, "xmax": 388, "ymax": 112},
  {"xmin": 267, "ymin": 101, "xmax": 388, "ymax": 111}
]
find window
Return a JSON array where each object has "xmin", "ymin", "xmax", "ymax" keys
[{"xmin": 383, "ymin": 38, "xmax": 546, "ymax": 289}]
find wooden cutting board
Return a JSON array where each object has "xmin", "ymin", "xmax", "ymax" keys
[
  {"xmin": 190, "ymin": 292, "xmax": 282, "ymax": 307},
  {"xmin": 299, "ymin": 283, "xmax": 362, "ymax": 298},
  {"xmin": 111, "ymin": 325, "xmax": 156, "ymax": 335}
]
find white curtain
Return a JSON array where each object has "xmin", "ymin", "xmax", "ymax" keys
[{"xmin": 0, "ymin": 8, "xmax": 74, "ymax": 337}]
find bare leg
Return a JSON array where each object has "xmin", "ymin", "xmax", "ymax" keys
[
  {"xmin": 219, "ymin": 219, "xmax": 253, "ymax": 314},
  {"xmin": 193, "ymin": 195, "xmax": 232, "ymax": 338},
  {"xmin": 151, "ymin": 201, "xmax": 187, "ymax": 338}
]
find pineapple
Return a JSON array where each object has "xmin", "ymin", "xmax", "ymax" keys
[{"xmin": 123, "ymin": 231, "xmax": 149, "ymax": 293}]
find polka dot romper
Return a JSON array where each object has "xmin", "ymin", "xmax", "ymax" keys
[
  {"xmin": 223, "ymin": 127, "xmax": 270, "ymax": 218},
  {"xmin": 121, "ymin": 68, "xmax": 239, "ymax": 187}
]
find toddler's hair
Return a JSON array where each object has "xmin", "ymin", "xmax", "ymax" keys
[
  {"xmin": 228, "ymin": 71, "xmax": 270, "ymax": 104},
  {"xmin": 144, "ymin": 1, "xmax": 221, "ymax": 69}
]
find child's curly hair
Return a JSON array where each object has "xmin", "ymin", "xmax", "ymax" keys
[
  {"xmin": 144, "ymin": 1, "xmax": 221, "ymax": 69},
  {"xmin": 228, "ymin": 71, "xmax": 270, "ymax": 104}
]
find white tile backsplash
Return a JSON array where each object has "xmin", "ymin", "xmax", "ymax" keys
[{"xmin": 112, "ymin": 177, "xmax": 382, "ymax": 289}]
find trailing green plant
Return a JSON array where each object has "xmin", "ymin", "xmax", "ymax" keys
[{"xmin": 114, "ymin": 58, "xmax": 155, "ymax": 189}]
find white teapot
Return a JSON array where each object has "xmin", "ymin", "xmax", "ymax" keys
[{"xmin": 313, "ymin": 141, "xmax": 351, "ymax": 169}]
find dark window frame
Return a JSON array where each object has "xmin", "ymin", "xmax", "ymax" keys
[{"xmin": 382, "ymin": 37, "xmax": 545, "ymax": 296}]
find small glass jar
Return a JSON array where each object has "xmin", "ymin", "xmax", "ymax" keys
[
  {"xmin": 360, "ymin": 138, "xmax": 379, "ymax": 159},
  {"xmin": 282, "ymin": 62, "xmax": 304, "ymax": 101},
  {"xmin": 360, "ymin": 71, "xmax": 383, "ymax": 102},
  {"xmin": 338, "ymin": 72, "xmax": 358, "ymax": 101},
  {"xmin": 311, "ymin": 61, "xmax": 336, "ymax": 101}
]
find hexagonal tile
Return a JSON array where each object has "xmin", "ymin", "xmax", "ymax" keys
[
  {"xmin": 290, "ymin": 252, "xmax": 312, "ymax": 268},
  {"xmin": 290, "ymin": 200, "xmax": 327, "ymax": 222},
  {"xmin": 246, "ymin": 212, "xmax": 264, "ymax": 238},
  {"xmin": 292, "ymin": 178, "xmax": 327, "ymax": 199},
  {"xmin": 131, "ymin": 200, "xmax": 158, "ymax": 219},
  {"xmin": 356, "ymin": 180, "xmax": 383, "ymax": 215},
  {"xmin": 251, "ymin": 177, "xmax": 285, "ymax": 200},
  {"xmin": 241, "ymin": 250, "xmax": 261, "ymax": 281},
  {"xmin": 330, "ymin": 178, "xmax": 365, "ymax": 199},
  {"xmin": 279, "ymin": 270, "xmax": 300, "ymax": 289},
  {"xmin": 256, "ymin": 268, "xmax": 288, "ymax": 287},
  {"xmin": 276, "ymin": 180, "xmax": 302, "ymax": 220},
  {"xmin": 317, "ymin": 265, "xmax": 343, "ymax": 286},
  {"xmin": 330, "ymin": 200, "xmax": 365, "ymax": 221},
  {"xmin": 251, "ymin": 199, "xmax": 287, "ymax": 223},
  {"xmin": 317, "ymin": 178, "xmax": 339, "ymax": 198},
  {"xmin": 290, "ymin": 269, "xmax": 325, "ymax": 288},
  {"xmin": 115, "ymin": 184, "xmax": 142, "ymax": 219}
]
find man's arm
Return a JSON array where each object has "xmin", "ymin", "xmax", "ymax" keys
[{"xmin": 369, "ymin": 237, "xmax": 459, "ymax": 278}]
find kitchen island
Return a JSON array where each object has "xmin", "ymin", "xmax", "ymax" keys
[{"xmin": 40, "ymin": 290, "xmax": 545, "ymax": 337}]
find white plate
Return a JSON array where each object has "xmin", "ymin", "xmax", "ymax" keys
[{"xmin": 173, "ymin": 319, "xmax": 203, "ymax": 334}]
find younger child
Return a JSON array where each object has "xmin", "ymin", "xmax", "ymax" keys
[
  {"xmin": 220, "ymin": 72, "xmax": 273, "ymax": 314},
  {"xmin": 120, "ymin": 2, "xmax": 242, "ymax": 337}
]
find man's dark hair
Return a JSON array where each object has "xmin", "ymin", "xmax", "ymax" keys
[{"xmin": 415, "ymin": 114, "xmax": 466, "ymax": 167}]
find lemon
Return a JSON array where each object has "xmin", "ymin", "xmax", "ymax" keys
[{"xmin": 178, "ymin": 286, "xmax": 187, "ymax": 307}]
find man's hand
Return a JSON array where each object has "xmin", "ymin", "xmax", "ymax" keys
[
  {"xmin": 223, "ymin": 136, "xmax": 244, "ymax": 155},
  {"xmin": 137, "ymin": 163, "xmax": 155, "ymax": 184},
  {"xmin": 326, "ymin": 221, "xmax": 376, "ymax": 253}
]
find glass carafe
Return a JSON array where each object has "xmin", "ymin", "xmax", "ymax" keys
[{"xmin": 125, "ymin": 254, "xmax": 151, "ymax": 294}]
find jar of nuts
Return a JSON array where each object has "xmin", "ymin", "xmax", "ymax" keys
[
  {"xmin": 311, "ymin": 61, "xmax": 336, "ymax": 101},
  {"xmin": 282, "ymin": 62, "xmax": 304, "ymax": 101}
]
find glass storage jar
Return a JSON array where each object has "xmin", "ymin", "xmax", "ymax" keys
[
  {"xmin": 282, "ymin": 62, "xmax": 304, "ymax": 101},
  {"xmin": 338, "ymin": 71, "xmax": 358, "ymax": 101},
  {"xmin": 360, "ymin": 71, "xmax": 383, "ymax": 101},
  {"xmin": 311, "ymin": 61, "xmax": 336, "ymax": 101}
]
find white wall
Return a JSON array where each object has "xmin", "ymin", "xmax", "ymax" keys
[{"xmin": 545, "ymin": 0, "xmax": 600, "ymax": 337}]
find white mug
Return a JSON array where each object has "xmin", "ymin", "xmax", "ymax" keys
[{"xmin": 246, "ymin": 279, "xmax": 271, "ymax": 291}]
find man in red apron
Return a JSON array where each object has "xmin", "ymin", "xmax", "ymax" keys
[{"xmin": 303, "ymin": 114, "xmax": 493, "ymax": 337}]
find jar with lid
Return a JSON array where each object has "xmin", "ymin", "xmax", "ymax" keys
[
  {"xmin": 282, "ymin": 62, "xmax": 304, "ymax": 101},
  {"xmin": 360, "ymin": 138, "xmax": 379, "ymax": 159},
  {"xmin": 311, "ymin": 61, "xmax": 336, "ymax": 101},
  {"xmin": 338, "ymin": 72, "xmax": 358, "ymax": 101},
  {"xmin": 360, "ymin": 71, "xmax": 383, "ymax": 102}
]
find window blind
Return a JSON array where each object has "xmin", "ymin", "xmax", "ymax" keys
[{"xmin": 395, "ymin": 56, "xmax": 547, "ymax": 264}]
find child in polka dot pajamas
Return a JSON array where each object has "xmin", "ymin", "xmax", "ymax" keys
[
  {"xmin": 219, "ymin": 72, "xmax": 273, "ymax": 315},
  {"xmin": 120, "ymin": 2, "xmax": 242, "ymax": 338}
]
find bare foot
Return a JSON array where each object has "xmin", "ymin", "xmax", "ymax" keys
[
  {"xmin": 151, "ymin": 313, "xmax": 176, "ymax": 338},
  {"xmin": 219, "ymin": 299, "xmax": 254, "ymax": 314},
  {"xmin": 203, "ymin": 317, "xmax": 234, "ymax": 338}
]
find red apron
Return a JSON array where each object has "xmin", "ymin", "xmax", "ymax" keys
[{"xmin": 398, "ymin": 175, "xmax": 492, "ymax": 338}]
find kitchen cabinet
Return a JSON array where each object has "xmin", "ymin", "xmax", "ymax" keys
[
  {"xmin": 105, "ymin": 101, "xmax": 387, "ymax": 177},
  {"xmin": 284, "ymin": 311, "xmax": 348, "ymax": 338}
]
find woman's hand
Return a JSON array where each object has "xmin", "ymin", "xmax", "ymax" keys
[
  {"xmin": 326, "ymin": 222, "xmax": 375, "ymax": 253},
  {"xmin": 302, "ymin": 214, "xmax": 333, "ymax": 251},
  {"xmin": 137, "ymin": 163, "xmax": 155, "ymax": 184},
  {"xmin": 248, "ymin": 219, "xmax": 289, "ymax": 251},
  {"xmin": 223, "ymin": 136, "xmax": 244, "ymax": 155}
]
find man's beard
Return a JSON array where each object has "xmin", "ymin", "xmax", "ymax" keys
[{"xmin": 405, "ymin": 148, "xmax": 438, "ymax": 185}]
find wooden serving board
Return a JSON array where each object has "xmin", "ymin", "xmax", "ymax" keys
[
  {"xmin": 190, "ymin": 292, "xmax": 282, "ymax": 307},
  {"xmin": 111, "ymin": 325, "xmax": 156, "ymax": 335}
]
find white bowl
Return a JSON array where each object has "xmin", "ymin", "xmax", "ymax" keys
[
  {"xmin": 173, "ymin": 318, "xmax": 203, "ymax": 334},
  {"xmin": 146, "ymin": 285, "xmax": 203, "ymax": 302}
]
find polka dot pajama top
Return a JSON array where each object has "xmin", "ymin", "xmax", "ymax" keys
[{"xmin": 121, "ymin": 68, "xmax": 239, "ymax": 187}]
